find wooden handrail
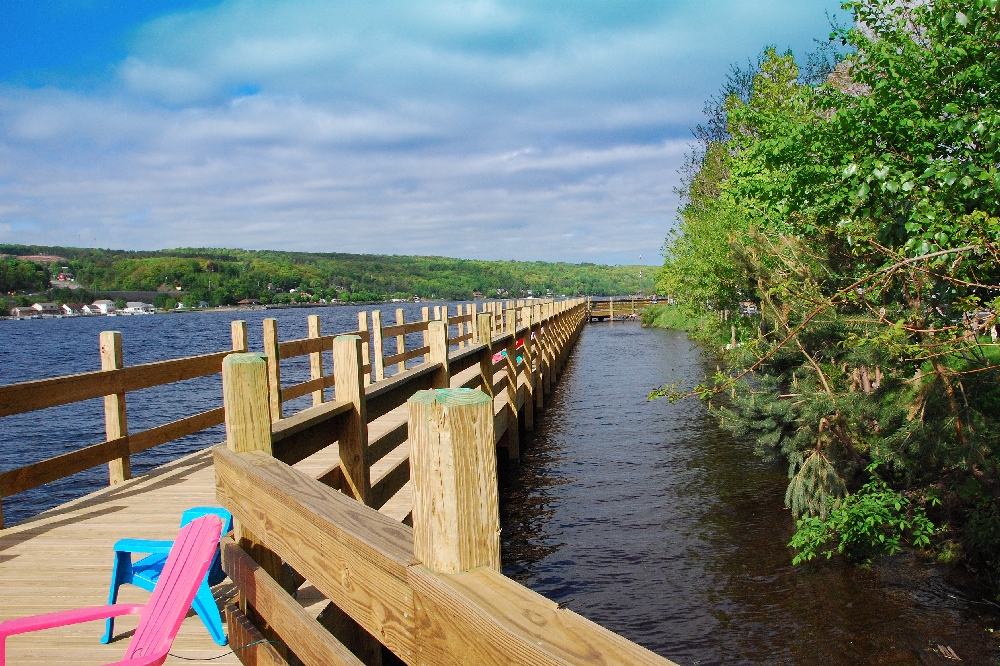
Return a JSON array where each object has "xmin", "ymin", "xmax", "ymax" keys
[
  {"xmin": 214, "ymin": 438, "xmax": 675, "ymax": 665},
  {"xmin": 0, "ymin": 350, "xmax": 229, "ymax": 417}
]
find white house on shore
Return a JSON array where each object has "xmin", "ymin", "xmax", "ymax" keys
[
  {"xmin": 31, "ymin": 302, "xmax": 61, "ymax": 317},
  {"xmin": 122, "ymin": 302, "xmax": 155, "ymax": 315},
  {"xmin": 61, "ymin": 303, "xmax": 84, "ymax": 316},
  {"xmin": 90, "ymin": 299, "xmax": 116, "ymax": 315},
  {"xmin": 9, "ymin": 306, "xmax": 37, "ymax": 319}
]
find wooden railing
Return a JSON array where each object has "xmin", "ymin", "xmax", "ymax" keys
[
  {"xmin": 586, "ymin": 296, "xmax": 657, "ymax": 320},
  {"xmin": 0, "ymin": 321, "xmax": 258, "ymax": 528},
  {"xmin": 0, "ymin": 299, "xmax": 568, "ymax": 529},
  {"xmin": 214, "ymin": 297, "xmax": 676, "ymax": 665}
]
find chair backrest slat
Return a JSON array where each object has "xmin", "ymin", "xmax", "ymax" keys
[{"xmin": 123, "ymin": 515, "xmax": 222, "ymax": 663}]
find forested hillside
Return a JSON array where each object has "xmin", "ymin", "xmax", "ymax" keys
[
  {"xmin": 0, "ymin": 245, "xmax": 647, "ymax": 307},
  {"xmin": 654, "ymin": 0, "xmax": 1000, "ymax": 588}
]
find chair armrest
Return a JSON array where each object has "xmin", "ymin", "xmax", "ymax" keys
[
  {"xmin": 0, "ymin": 604, "xmax": 143, "ymax": 639},
  {"xmin": 112, "ymin": 538, "xmax": 174, "ymax": 554}
]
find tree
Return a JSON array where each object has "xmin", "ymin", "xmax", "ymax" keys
[{"xmin": 655, "ymin": 0, "xmax": 1000, "ymax": 578}]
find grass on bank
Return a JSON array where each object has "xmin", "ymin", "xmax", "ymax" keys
[{"xmin": 641, "ymin": 304, "xmax": 701, "ymax": 331}]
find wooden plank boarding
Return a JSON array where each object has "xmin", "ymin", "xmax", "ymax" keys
[{"xmin": 308, "ymin": 314, "xmax": 325, "ymax": 406}]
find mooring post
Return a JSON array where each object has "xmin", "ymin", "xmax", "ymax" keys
[
  {"xmin": 101, "ymin": 330, "xmax": 130, "ymax": 485},
  {"xmin": 221, "ymin": 352, "xmax": 286, "ymax": 646},
  {"xmin": 409, "ymin": 388, "xmax": 500, "ymax": 574},
  {"xmin": 333, "ymin": 335, "xmax": 371, "ymax": 505}
]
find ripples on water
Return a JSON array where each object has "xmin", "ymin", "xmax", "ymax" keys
[{"xmin": 501, "ymin": 322, "xmax": 1000, "ymax": 666}]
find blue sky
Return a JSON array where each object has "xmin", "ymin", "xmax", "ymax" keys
[{"xmin": 0, "ymin": 0, "xmax": 847, "ymax": 264}]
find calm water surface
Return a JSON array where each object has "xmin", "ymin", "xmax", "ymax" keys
[
  {"xmin": 4, "ymin": 310, "xmax": 1000, "ymax": 664},
  {"xmin": 501, "ymin": 321, "xmax": 1000, "ymax": 666}
]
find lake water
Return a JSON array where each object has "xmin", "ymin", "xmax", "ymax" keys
[
  {"xmin": 0, "ymin": 302, "xmax": 444, "ymax": 525},
  {"xmin": 3, "ymin": 309, "xmax": 999, "ymax": 664},
  {"xmin": 501, "ymin": 321, "xmax": 1000, "ymax": 665}
]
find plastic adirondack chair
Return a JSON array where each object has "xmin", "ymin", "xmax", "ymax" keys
[
  {"xmin": 0, "ymin": 514, "xmax": 223, "ymax": 666},
  {"xmin": 103, "ymin": 507, "xmax": 233, "ymax": 646}
]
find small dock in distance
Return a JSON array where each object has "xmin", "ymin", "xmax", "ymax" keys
[
  {"xmin": 0, "ymin": 299, "xmax": 677, "ymax": 665},
  {"xmin": 586, "ymin": 296, "xmax": 656, "ymax": 322}
]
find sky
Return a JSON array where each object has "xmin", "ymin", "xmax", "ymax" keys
[{"xmin": 0, "ymin": 0, "xmax": 848, "ymax": 265}]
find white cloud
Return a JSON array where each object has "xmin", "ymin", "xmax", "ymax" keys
[{"xmin": 0, "ymin": 0, "xmax": 847, "ymax": 263}]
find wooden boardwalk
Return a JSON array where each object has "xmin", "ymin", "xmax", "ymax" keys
[
  {"xmin": 0, "ymin": 361, "xmax": 494, "ymax": 665},
  {"xmin": 0, "ymin": 299, "xmax": 675, "ymax": 666}
]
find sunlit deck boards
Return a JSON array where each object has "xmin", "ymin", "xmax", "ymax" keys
[
  {"xmin": 0, "ymin": 361, "xmax": 516, "ymax": 665},
  {"xmin": 0, "ymin": 449, "xmax": 241, "ymax": 665}
]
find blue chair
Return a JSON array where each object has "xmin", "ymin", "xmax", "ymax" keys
[{"xmin": 101, "ymin": 506, "xmax": 233, "ymax": 646}]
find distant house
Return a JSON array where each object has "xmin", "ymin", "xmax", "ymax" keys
[
  {"xmin": 82, "ymin": 303, "xmax": 100, "ymax": 315},
  {"xmin": 91, "ymin": 299, "xmax": 116, "ymax": 315},
  {"xmin": 237, "ymin": 298, "xmax": 260, "ymax": 307},
  {"xmin": 122, "ymin": 301, "xmax": 155, "ymax": 315},
  {"xmin": 31, "ymin": 302, "xmax": 61, "ymax": 317},
  {"xmin": 10, "ymin": 306, "xmax": 37, "ymax": 319},
  {"xmin": 61, "ymin": 303, "xmax": 84, "ymax": 316}
]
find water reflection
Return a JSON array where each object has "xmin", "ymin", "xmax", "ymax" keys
[{"xmin": 500, "ymin": 322, "xmax": 1000, "ymax": 665}]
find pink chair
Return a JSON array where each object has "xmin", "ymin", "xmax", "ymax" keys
[{"xmin": 0, "ymin": 514, "xmax": 223, "ymax": 666}]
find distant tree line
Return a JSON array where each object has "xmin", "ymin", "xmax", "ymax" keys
[{"xmin": 0, "ymin": 245, "xmax": 652, "ymax": 311}]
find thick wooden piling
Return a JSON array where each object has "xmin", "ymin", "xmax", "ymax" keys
[{"xmin": 408, "ymin": 388, "xmax": 500, "ymax": 574}]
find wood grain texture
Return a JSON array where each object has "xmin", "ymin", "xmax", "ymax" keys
[
  {"xmin": 232, "ymin": 320, "xmax": 249, "ymax": 353},
  {"xmin": 427, "ymin": 321, "xmax": 450, "ymax": 390},
  {"xmin": 227, "ymin": 603, "xmax": 291, "ymax": 666},
  {"xmin": 0, "ymin": 350, "xmax": 230, "ymax": 418},
  {"xmin": 308, "ymin": 315, "xmax": 326, "ymax": 406},
  {"xmin": 369, "ymin": 457, "xmax": 411, "ymax": 511},
  {"xmin": 364, "ymin": 362, "xmax": 439, "ymax": 423},
  {"xmin": 409, "ymin": 566, "xmax": 677, "ymax": 666},
  {"xmin": 223, "ymin": 353, "xmax": 274, "ymax": 455},
  {"xmin": 214, "ymin": 447, "xmax": 418, "ymax": 659},
  {"xmin": 222, "ymin": 537, "xmax": 366, "ymax": 666},
  {"xmin": 263, "ymin": 318, "xmax": 283, "ymax": 422},
  {"xmin": 100, "ymin": 331, "xmax": 131, "ymax": 485},
  {"xmin": 334, "ymin": 335, "xmax": 371, "ymax": 504},
  {"xmin": 358, "ymin": 312, "xmax": 372, "ymax": 387},
  {"xmin": 372, "ymin": 310, "xmax": 386, "ymax": 382},
  {"xmin": 395, "ymin": 308, "xmax": 407, "ymax": 374},
  {"xmin": 408, "ymin": 389, "xmax": 499, "ymax": 575}
]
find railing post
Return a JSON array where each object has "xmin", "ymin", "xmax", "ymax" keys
[
  {"xmin": 408, "ymin": 388, "xmax": 500, "ymax": 574},
  {"xmin": 478, "ymin": 313, "xmax": 494, "ymax": 398},
  {"xmin": 395, "ymin": 308, "xmax": 407, "ymax": 374},
  {"xmin": 428, "ymin": 320, "xmax": 450, "ymax": 389},
  {"xmin": 231, "ymin": 319, "xmax": 248, "ymax": 352},
  {"xmin": 333, "ymin": 335, "xmax": 371, "ymax": 505},
  {"xmin": 101, "ymin": 330, "xmax": 130, "ymax": 485},
  {"xmin": 357, "ymin": 312, "xmax": 371, "ymax": 387},
  {"xmin": 372, "ymin": 310, "xmax": 385, "ymax": 382},
  {"xmin": 504, "ymin": 308, "xmax": 519, "ymax": 460},
  {"xmin": 262, "ymin": 318, "xmax": 282, "ymax": 422},
  {"xmin": 421, "ymin": 306, "xmax": 430, "ymax": 362},
  {"xmin": 221, "ymin": 352, "xmax": 286, "ymax": 652},
  {"xmin": 307, "ymin": 315, "xmax": 325, "ymax": 405},
  {"xmin": 521, "ymin": 306, "xmax": 535, "ymax": 432}
]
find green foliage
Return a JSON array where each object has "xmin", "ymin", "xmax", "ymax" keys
[
  {"xmin": 789, "ymin": 465, "xmax": 936, "ymax": 564},
  {"xmin": 0, "ymin": 244, "xmax": 646, "ymax": 302},
  {"xmin": 0, "ymin": 257, "xmax": 49, "ymax": 294},
  {"xmin": 655, "ymin": 0, "xmax": 1000, "ymax": 575},
  {"xmin": 640, "ymin": 304, "xmax": 701, "ymax": 331}
]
